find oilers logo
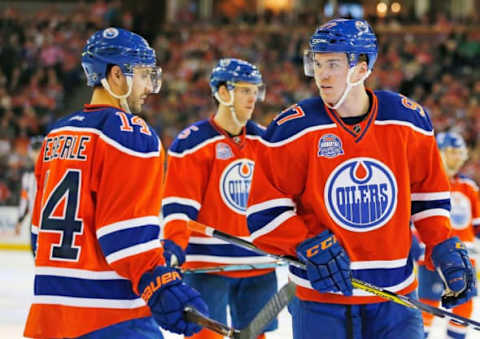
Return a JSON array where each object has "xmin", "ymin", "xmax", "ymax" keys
[
  {"xmin": 103, "ymin": 27, "xmax": 119, "ymax": 39},
  {"xmin": 219, "ymin": 159, "xmax": 254, "ymax": 214},
  {"xmin": 324, "ymin": 158, "xmax": 397, "ymax": 232},
  {"xmin": 318, "ymin": 134, "xmax": 344, "ymax": 158},
  {"xmin": 450, "ymin": 191, "xmax": 471, "ymax": 230}
]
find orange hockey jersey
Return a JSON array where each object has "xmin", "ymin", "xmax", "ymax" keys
[
  {"xmin": 162, "ymin": 117, "xmax": 275, "ymax": 278},
  {"xmin": 449, "ymin": 175, "xmax": 480, "ymax": 245},
  {"xmin": 24, "ymin": 105, "xmax": 165, "ymax": 338},
  {"xmin": 247, "ymin": 90, "xmax": 453, "ymax": 304},
  {"xmin": 417, "ymin": 174, "xmax": 480, "ymax": 264}
]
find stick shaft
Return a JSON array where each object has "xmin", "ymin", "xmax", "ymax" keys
[{"xmin": 188, "ymin": 220, "xmax": 480, "ymax": 330}]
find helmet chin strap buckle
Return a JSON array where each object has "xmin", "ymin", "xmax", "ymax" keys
[{"xmin": 100, "ymin": 76, "xmax": 133, "ymax": 113}]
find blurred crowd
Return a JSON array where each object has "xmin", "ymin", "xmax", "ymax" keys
[{"xmin": 0, "ymin": 1, "xmax": 479, "ymax": 205}]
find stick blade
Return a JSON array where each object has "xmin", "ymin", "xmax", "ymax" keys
[{"xmin": 235, "ymin": 281, "xmax": 296, "ymax": 339}]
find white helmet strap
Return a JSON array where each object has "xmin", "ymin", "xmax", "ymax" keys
[
  {"xmin": 214, "ymin": 89, "xmax": 246, "ymax": 128},
  {"xmin": 101, "ymin": 76, "xmax": 133, "ymax": 113},
  {"xmin": 325, "ymin": 66, "xmax": 371, "ymax": 110}
]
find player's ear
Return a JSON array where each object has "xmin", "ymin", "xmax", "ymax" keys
[
  {"xmin": 107, "ymin": 65, "xmax": 126, "ymax": 87},
  {"xmin": 217, "ymin": 84, "xmax": 231, "ymax": 102},
  {"xmin": 352, "ymin": 61, "xmax": 368, "ymax": 82}
]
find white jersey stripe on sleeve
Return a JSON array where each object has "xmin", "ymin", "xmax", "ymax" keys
[
  {"xmin": 411, "ymin": 192, "xmax": 450, "ymax": 201},
  {"xmin": 247, "ymin": 198, "xmax": 296, "ymax": 216},
  {"xmin": 97, "ymin": 216, "xmax": 160, "ymax": 238},
  {"xmin": 250, "ymin": 210, "xmax": 296, "ymax": 241},
  {"xmin": 411, "ymin": 208, "xmax": 450, "ymax": 222},
  {"xmin": 35, "ymin": 266, "xmax": 127, "ymax": 280},
  {"xmin": 105, "ymin": 239, "xmax": 160, "ymax": 264},
  {"xmin": 32, "ymin": 295, "xmax": 145, "ymax": 309},
  {"xmin": 162, "ymin": 197, "xmax": 201, "ymax": 210}
]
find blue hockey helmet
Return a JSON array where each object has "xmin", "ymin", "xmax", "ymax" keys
[
  {"xmin": 436, "ymin": 132, "xmax": 467, "ymax": 151},
  {"xmin": 81, "ymin": 27, "xmax": 162, "ymax": 93},
  {"xmin": 436, "ymin": 131, "xmax": 468, "ymax": 175},
  {"xmin": 209, "ymin": 58, "xmax": 265, "ymax": 101},
  {"xmin": 304, "ymin": 18, "xmax": 378, "ymax": 76}
]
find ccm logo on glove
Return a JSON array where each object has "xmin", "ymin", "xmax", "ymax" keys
[
  {"xmin": 306, "ymin": 234, "xmax": 336, "ymax": 257},
  {"xmin": 141, "ymin": 271, "xmax": 182, "ymax": 302}
]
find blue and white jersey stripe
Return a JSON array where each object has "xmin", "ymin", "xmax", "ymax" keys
[
  {"xmin": 162, "ymin": 197, "xmax": 201, "ymax": 224},
  {"xmin": 33, "ymin": 266, "xmax": 145, "ymax": 308},
  {"xmin": 289, "ymin": 257, "xmax": 415, "ymax": 296},
  {"xmin": 247, "ymin": 198, "xmax": 296, "ymax": 240},
  {"xmin": 186, "ymin": 241, "xmax": 274, "ymax": 264},
  {"xmin": 96, "ymin": 216, "xmax": 161, "ymax": 264},
  {"xmin": 411, "ymin": 191, "xmax": 450, "ymax": 222}
]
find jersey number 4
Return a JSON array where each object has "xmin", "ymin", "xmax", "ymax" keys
[{"xmin": 40, "ymin": 170, "xmax": 83, "ymax": 261}]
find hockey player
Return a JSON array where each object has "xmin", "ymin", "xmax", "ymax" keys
[
  {"xmin": 246, "ymin": 18, "xmax": 476, "ymax": 339},
  {"xmin": 417, "ymin": 131, "xmax": 480, "ymax": 339},
  {"xmin": 162, "ymin": 58, "xmax": 278, "ymax": 339},
  {"xmin": 15, "ymin": 135, "xmax": 43, "ymax": 255},
  {"xmin": 23, "ymin": 27, "xmax": 207, "ymax": 339}
]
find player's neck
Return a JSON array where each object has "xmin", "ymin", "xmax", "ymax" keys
[
  {"xmin": 214, "ymin": 106, "xmax": 244, "ymax": 136},
  {"xmin": 90, "ymin": 87, "xmax": 122, "ymax": 110},
  {"xmin": 335, "ymin": 86, "xmax": 370, "ymax": 118}
]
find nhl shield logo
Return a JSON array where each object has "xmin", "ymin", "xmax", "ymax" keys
[
  {"xmin": 324, "ymin": 158, "xmax": 397, "ymax": 232},
  {"xmin": 318, "ymin": 134, "xmax": 344, "ymax": 158},
  {"xmin": 216, "ymin": 142, "xmax": 233, "ymax": 160},
  {"xmin": 219, "ymin": 159, "xmax": 254, "ymax": 214}
]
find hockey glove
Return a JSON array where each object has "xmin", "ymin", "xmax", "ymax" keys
[
  {"xmin": 432, "ymin": 237, "xmax": 476, "ymax": 308},
  {"xmin": 138, "ymin": 266, "xmax": 208, "ymax": 336},
  {"xmin": 162, "ymin": 239, "xmax": 186, "ymax": 267},
  {"xmin": 296, "ymin": 230, "xmax": 353, "ymax": 296}
]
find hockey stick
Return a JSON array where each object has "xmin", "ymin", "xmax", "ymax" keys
[
  {"xmin": 182, "ymin": 261, "xmax": 286, "ymax": 274},
  {"xmin": 184, "ymin": 281, "xmax": 296, "ymax": 338},
  {"xmin": 188, "ymin": 220, "xmax": 480, "ymax": 331}
]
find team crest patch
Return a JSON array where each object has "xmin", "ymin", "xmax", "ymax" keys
[
  {"xmin": 324, "ymin": 158, "xmax": 397, "ymax": 232},
  {"xmin": 216, "ymin": 142, "xmax": 233, "ymax": 159},
  {"xmin": 450, "ymin": 191, "xmax": 471, "ymax": 230},
  {"xmin": 318, "ymin": 134, "xmax": 344, "ymax": 158},
  {"xmin": 219, "ymin": 159, "xmax": 254, "ymax": 214},
  {"xmin": 103, "ymin": 27, "xmax": 119, "ymax": 39}
]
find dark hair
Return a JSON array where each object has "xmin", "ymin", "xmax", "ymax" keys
[{"xmin": 213, "ymin": 81, "xmax": 228, "ymax": 105}]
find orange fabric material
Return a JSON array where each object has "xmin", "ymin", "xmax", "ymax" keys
[
  {"xmin": 24, "ymin": 108, "xmax": 166, "ymax": 338},
  {"xmin": 248, "ymin": 91, "xmax": 453, "ymax": 304},
  {"xmin": 450, "ymin": 298, "xmax": 473, "ymax": 327},
  {"xmin": 24, "ymin": 303, "xmax": 151, "ymax": 338},
  {"xmin": 186, "ymin": 327, "xmax": 224, "ymax": 339},
  {"xmin": 163, "ymin": 119, "xmax": 272, "ymax": 278}
]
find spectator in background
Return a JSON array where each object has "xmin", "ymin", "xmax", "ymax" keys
[{"xmin": 14, "ymin": 136, "xmax": 43, "ymax": 256}]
